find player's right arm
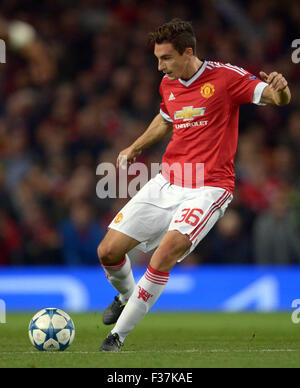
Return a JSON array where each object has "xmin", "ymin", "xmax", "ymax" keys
[{"xmin": 116, "ymin": 113, "xmax": 173, "ymax": 168}]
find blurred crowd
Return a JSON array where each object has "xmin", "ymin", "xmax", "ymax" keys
[{"xmin": 0, "ymin": 0, "xmax": 300, "ymax": 267}]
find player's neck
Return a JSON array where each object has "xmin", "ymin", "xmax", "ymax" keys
[{"xmin": 181, "ymin": 58, "xmax": 204, "ymax": 81}]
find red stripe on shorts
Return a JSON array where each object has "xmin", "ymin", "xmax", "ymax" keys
[
  {"xmin": 190, "ymin": 193, "xmax": 231, "ymax": 242},
  {"xmin": 189, "ymin": 191, "xmax": 230, "ymax": 240}
]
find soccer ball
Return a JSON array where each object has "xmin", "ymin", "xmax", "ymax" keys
[{"xmin": 28, "ymin": 308, "xmax": 75, "ymax": 351}]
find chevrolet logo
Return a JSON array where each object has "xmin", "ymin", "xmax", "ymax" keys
[{"xmin": 174, "ymin": 106, "xmax": 206, "ymax": 121}]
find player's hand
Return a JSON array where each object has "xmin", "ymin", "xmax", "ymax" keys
[
  {"xmin": 117, "ymin": 146, "xmax": 142, "ymax": 169},
  {"xmin": 259, "ymin": 71, "xmax": 288, "ymax": 92}
]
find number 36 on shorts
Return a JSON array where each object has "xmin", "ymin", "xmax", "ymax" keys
[{"xmin": 174, "ymin": 208, "xmax": 204, "ymax": 227}]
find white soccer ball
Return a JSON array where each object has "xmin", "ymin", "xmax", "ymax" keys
[{"xmin": 28, "ymin": 308, "xmax": 75, "ymax": 351}]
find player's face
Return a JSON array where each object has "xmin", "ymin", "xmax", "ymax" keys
[{"xmin": 154, "ymin": 43, "xmax": 192, "ymax": 80}]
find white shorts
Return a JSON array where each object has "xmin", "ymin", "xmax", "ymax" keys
[{"xmin": 109, "ymin": 173, "xmax": 233, "ymax": 262}]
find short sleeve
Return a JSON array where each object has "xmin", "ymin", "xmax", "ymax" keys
[
  {"xmin": 225, "ymin": 64, "xmax": 267, "ymax": 105},
  {"xmin": 252, "ymin": 82, "xmax": 268, "ymax": 106},
  {"xmin": 159, "ymin": 81, "xmax": 173, "ymax": 122}
]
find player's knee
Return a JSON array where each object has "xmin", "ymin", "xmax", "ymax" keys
[
  {"xmin": 164, "ymin": 235, "xmax": 191, "ymax": 259},
  {"xmin": 97, "ymin": 242, "xmax": 118, "ymax": 265}
]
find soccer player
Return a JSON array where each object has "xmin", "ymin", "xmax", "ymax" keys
[{"xmin": 98, "ymin": 19, "xmax": 291, "ymax": 351}]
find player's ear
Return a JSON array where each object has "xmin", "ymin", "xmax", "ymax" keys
[{"xmin": 183, "ymin": 47, "xmax": 194, "ymax": 57}]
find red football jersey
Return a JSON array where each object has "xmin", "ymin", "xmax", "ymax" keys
[{"xmin": 159, "ymin": 61, "xmax": 268, "ymax": 193}]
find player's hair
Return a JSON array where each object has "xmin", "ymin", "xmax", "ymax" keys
[{"xmin": 149, "ymin": 19, "xmax": 197, "ymax": 55}]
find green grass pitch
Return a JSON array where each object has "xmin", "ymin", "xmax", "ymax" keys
[{"xmin": 0, "ymin": 312, "xmax": 299, "ymax": 368}]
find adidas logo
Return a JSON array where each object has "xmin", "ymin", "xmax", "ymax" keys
[{"xmin": 168, "ymin": 92, "xmax": 176, "ymax": 101}]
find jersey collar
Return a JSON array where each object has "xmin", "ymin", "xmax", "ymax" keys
[{"xmin": 178, "ymin": 60, "xmax": 208, "ymax": 87}]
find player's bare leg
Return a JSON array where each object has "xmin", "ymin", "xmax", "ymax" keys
[
  {"xmin": 98, "ymin": 228, "xmax": 140, "ymax": 266},
  {"xmin": 149, "ymin": 230, "xmax": 192, "ymax": 272},
  {"xmin": 100, "ymin": 230, "xmax": 191, "ymax": 351},
  {"xmin": 98, "ymin": 229, "xmax": 141, "ymax": 325}
]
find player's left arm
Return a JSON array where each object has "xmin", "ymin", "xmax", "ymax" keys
[{"xmin": 259, "ymin": 71, "xmax": 291, "ymax": 106}]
